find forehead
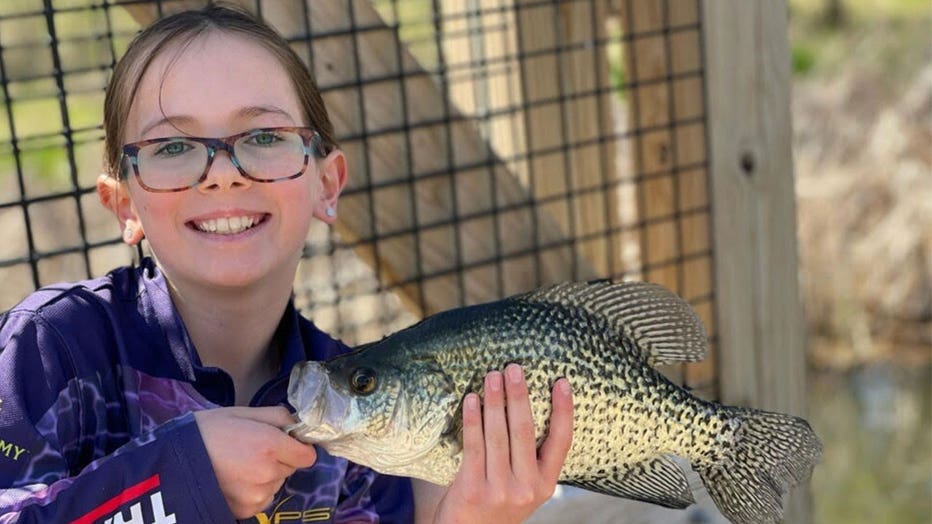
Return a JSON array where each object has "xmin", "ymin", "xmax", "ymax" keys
[{"xmin": 125, "ymin": 30, "xmax": 304, "ymax": 139}]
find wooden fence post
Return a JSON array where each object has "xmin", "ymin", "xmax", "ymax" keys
[{"xmin": 702, "ymin": 1, "xmax": 811, "ymax": 522}]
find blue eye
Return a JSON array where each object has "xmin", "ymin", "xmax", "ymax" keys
[
  {"xmin": 154, "ymin": 141, "xmax": 193, "ymax": 157},
  {"xmin": 247, "ymin": 131, "xmax": 283, "ymax": 146}
]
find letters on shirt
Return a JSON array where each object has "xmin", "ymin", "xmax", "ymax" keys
[
  {"xmin": 71, "ymin": 474, "xmax": 176, "ymax": 524},
  {"xmin": 255, "ymin": 495, "xmax": 333, "ymax": 523},
  {"xmin": 0, "ymin": 438, "xmax": 28, "ymax": 461}
]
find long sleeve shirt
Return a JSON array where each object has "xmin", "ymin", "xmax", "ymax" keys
[{"xmin": 0, "ymin": 258, "xmax": 413, "ymax": 523}]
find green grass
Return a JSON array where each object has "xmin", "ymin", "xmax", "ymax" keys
[
  {"xmin": 790, "ymin": 0, "xmax": 930, "ymax": 20},
  {"xmin": 792, "ymin": 43, "xmax": 819, "ymax": 75},
  {"xmin": 371, "ymin": 0, "xmax": 438, "ymax": 71},
  {"xmin": 0, "ymin": 95, "xmax": 103, "ymax": 189},
  {"xmin": 788, "ymin": 0, "xmax": 931, "ymax": 86}
]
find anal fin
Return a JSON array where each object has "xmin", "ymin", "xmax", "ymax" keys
[{"xmin": 563, "ymin": 456, "xmax": 695, "ymax": 509}]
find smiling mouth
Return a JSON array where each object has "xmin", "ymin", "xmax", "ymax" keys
[{"xmin": 189, "ymin": 214, "xmax": 268, "ymax": 235}]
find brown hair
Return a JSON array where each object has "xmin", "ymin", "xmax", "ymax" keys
[{"xmin": 103, "ymin": 3, "xmax": 336, "ymax": 177}]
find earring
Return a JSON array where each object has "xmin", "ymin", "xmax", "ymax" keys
[
  {"xmin": 123, "ymin": 224, "xmax": 134, "ymax": 241},
  {"xmin": 325, "ymin": 207, "xmax": 336, "ymax": 217}
]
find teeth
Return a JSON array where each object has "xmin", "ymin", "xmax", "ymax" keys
[{"xmin": 195, "ymin": 216, "xmax": 258, "ymax": 235}]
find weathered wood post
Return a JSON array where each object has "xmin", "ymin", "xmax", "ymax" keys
[{"xmin": 702, "ymin": 1, "xmax": 811, "ymax": 522}]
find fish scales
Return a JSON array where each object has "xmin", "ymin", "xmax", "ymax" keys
[
  {"xmin": 287, "ymin": 281, "xmax": 822, "ymax": 524},
  {"xmin": 432, "ymin": 299, "xmax": 719, "ymax": 476}
]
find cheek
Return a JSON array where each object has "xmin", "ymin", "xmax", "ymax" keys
[
  {"xmin": 131, "ymin": 193, "xmax": 177, "ymax": 233},
  {"xmin": 276, "ymin": 181, "xmax": 317, "ymax": 225},
  {"xmin": 353, "ymin": 382, "xmax": 397, "ymax": 432}
]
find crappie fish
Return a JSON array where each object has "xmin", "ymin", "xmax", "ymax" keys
[{"xmin": 287, "ymin": 281, "xmax": 822, "ymax": 523}]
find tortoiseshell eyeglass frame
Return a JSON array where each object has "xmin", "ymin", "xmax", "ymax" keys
[{"xmin": 119, "ymin": 127, "xmax": 328, "ymax": 193}]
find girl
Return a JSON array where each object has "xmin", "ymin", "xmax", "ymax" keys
[{"xmin": 0, "ymin": 4, "xmax": 573, "ymax": 523}]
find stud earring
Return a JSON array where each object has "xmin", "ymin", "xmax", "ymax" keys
[
  {"xmin": 123, "ymin": 224, "xmax": 134, "ymax": 241},
  {"xmin": 325, "ymin": 207, "xmax": 336, "ymax": 217}
]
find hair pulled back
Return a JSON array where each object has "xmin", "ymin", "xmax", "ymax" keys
[{"xmin": 103, "ymin": 3, "xmax": 336, "ymax": 177}]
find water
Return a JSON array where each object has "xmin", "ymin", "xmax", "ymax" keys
[{"xmin": 809, "ymin": 363, "xmax": 932, "ymax": 524}]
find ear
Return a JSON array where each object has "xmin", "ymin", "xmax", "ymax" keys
[
  {"xmin": 96, "ymin": 174, "xmax": 144, "ymax": 245},
  {"xmin": 313, "ymin": 149, "xmax": 347, "ymax": 224}
]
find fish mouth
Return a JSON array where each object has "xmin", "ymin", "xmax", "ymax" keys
[{"xmin": 287, "ymin": 361, "xmax": 352, "ymax": 443}]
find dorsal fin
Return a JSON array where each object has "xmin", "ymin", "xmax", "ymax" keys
[{"xmin": 518, "ymin": 280, "xmax": 708, "ymax": 365}]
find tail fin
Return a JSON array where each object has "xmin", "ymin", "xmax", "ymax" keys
[{"xmin": 695, "ymin": 409, "xmax": 822, "ymax": 524}]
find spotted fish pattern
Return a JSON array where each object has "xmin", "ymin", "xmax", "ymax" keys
[{"xmin": 289, "ymin": 280, "xmax": 822, "ymax": 524}]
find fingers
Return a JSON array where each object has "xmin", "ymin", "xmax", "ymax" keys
[
  {"xmin": 478, "ymin": 366, "xmax": 574, "ymax": 485},
  {"xmin": 504, "ymin": 364, "xmax": 539, "ymax": 481},
  {"xmin": 440, "ymin": 367, "xmax": 572, "ymax": 523},
  {"xmin": 538, "ymin": 378, "xmax": 574, "ymax": 484},
  {"xmin": 230, "ymin": 405, "xmax": 297, "ymax": 428},
  {"xmin": 482, "ymin": 371, "xmax": 510, "ymax": 486},
  {"xmin": 228, "ymin": 406, "xmax": 317, "ymax": 469},
  {"xmin": 195, "ymin": 405, "xmax": 318, "ymax": 518},
  {"xmin": 459, "ymin": 392, "xmax": 486, "ymax": 485},
  {"xmin": 274, "ymin": 438, "xmax": 318, "ymax": 469}
]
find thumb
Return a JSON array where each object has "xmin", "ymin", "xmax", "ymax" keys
[{"xmin": 229, "ymin": 405, "xmax": 298, "ymax": 429}]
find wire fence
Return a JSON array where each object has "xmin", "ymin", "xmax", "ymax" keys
[{"xmin": 0, "ymin": 0, "xmax": 716, "ymax": 394}]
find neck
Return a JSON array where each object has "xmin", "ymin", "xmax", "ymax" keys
[{"xmin": 167, "ymin": 272, "xmax": 294, "ymax": 405}]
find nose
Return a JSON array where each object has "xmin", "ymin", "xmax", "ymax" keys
[{"xmin": 197, "ymin": 147, "xmax": 251, "ymax": 193}]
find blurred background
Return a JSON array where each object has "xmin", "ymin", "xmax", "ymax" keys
[
  {"xmin": 789, "ymin": 0, "xmax": 930, "ymax": 522},
  {"xmin": 0, "ymin": 0, "xmax": 929, "ymax": 522}
]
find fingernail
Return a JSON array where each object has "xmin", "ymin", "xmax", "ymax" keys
[
  {"xmin": 465, "ymin": 394, "xmax": 479, "ymax": 411},
  {"xmin": 487, "ymin": 371, "xmax": 503, "ymax": 391},
  {"xmin": 505, "ymin": 364, "xmax": 523, "ymax": 384},
  {"xmin": 557, "ymin": 378, "xmax": 571, "ymax": 395}
]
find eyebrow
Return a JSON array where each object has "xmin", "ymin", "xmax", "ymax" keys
[{"xmin": 138, "ymin": 105, "xmax": 297, "ymax": 138}]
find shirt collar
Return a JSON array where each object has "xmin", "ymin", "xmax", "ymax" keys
[{"xmin": 132, "ymin": 257, "xmax": 344, "ymax": 406}]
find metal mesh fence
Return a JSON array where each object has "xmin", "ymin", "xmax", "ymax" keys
[{"xmin": 0, "ymin": 0, "xmax": 716, "ymax": 395}]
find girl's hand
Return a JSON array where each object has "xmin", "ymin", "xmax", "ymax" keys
[
  {"xmin": 431, "ymin": 364, "xmax": 574, "ymax": 524},
  {"xmin": 194, "ymin": 406, "xmax": 317, "ymax": 518}
]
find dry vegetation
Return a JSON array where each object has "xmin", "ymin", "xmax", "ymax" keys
[
  {"xmin": 791, "ymin": 1, "xmax": 931, "ymax": 369},
  {"xmin": 790, "ymin": 5, "xmax": 931, "ymax": 519}
]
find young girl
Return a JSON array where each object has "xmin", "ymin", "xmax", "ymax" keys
[{"xmin": 0, "ymin": 5, "xmax": 573, "ymax": 523}]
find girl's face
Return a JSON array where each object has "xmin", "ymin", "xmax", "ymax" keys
[{"xmin": 109, "ymin": 31, "xmax": 344, "ymax": 291}]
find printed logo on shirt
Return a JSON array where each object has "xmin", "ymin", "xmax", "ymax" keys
[
  {"xmin": 71, "ymin": 474, "xmax": 176, "ymax": 524},
  {"xmin": 0, "ymin": 438, "xmax": 29, "ymax": 461},
  {"xmin": 255, "ymin": 495, "xmax": 333, "ymax": 523}
]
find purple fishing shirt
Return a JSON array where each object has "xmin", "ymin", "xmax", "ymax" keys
[{"xmin": 0, "ymin": 258, "xmax": 413, "ymax": 523}]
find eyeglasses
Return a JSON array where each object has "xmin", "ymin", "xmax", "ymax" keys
[{"xmin": 119, "ymin": 127, "xmax": 327, "ymax": 193}]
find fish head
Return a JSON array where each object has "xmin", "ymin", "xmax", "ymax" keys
[{"xmin": 287, "ymin": 352, "xmax": 461, "ymax": 477}]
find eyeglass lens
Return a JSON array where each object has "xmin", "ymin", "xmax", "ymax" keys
[{"xmin": 133, "ymin": 129, "xmax": 307, "ymax": 190}]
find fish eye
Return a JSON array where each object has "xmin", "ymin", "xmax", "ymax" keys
[{"xmin": 349, "ymin": 367, "xmax": 378, "ymax": 395}]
